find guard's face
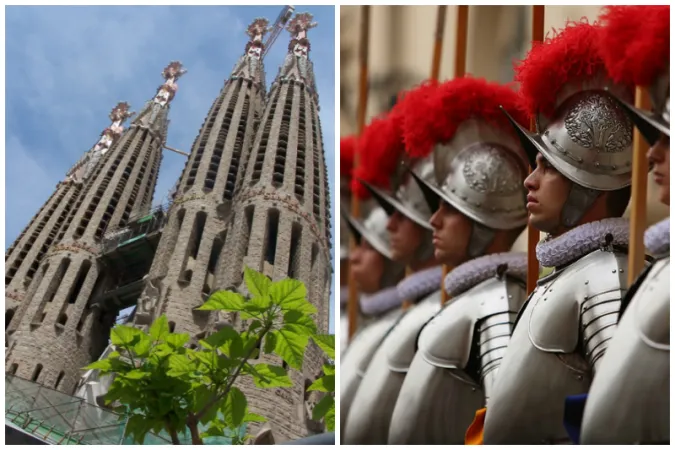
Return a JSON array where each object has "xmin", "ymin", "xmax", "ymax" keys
[
  {"xmin": 386, "ymin": 210, "xmax": 426, "ymax": 263},
  {"xmin": 648, "ymin": 134, "xmax": 670, "ymax": 206},
  {"xmin": 348, "ymin": 240, "xmax": 385, "ymax": 294},
  {"xmin": 523, "ymin": 153, "xmax": 572, "ymax": 233},
  {"xmin": 429, "ymin": 201, "xmax": 472, "ymax": 266}
]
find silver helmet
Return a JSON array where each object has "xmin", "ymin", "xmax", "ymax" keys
[
  {"xmin": 502, "ymin": 76, "xmax": 635, "ymax": 227},
  {"xmin": 341, "ymin": 206, "xmax": 405, "ymax": 289},
  {"xmin": 358, "ymin": 154, "xmax": 436, "ymax": 263},
  {"xmin": 410, "ymin": 119, "xmax": 529, "ymax": 257}
]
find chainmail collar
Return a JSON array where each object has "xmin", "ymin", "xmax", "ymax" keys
[
  {"xmin": 444, "ymin": 252, "xmax": 528, "ymax": 297},
  {"xmin": 397, "ymin": 265, "xmax": 443, "ymax": 302},
  {"xmin": 644, "ymin": 217, "xmax": 670, "ymax": 257},
  {"xmin": 536, "ymin": 217, "xmax": 630, "ymax": 268}
]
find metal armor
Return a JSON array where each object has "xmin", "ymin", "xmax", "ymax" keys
[
  {"xmin": 342, "ymin": 291, "xmax": 441, "ymax": 444},
  {"xmin": 483, "ymin": 249, "xmax": 630, "ymax": 444},
  {"xmin": 581, "ymin": 256, "xmax": 670, "ymax": 444},
  {"xmin": 388, "ymin": 273, "xmax": 527, "ymax": 444},
  {"xmin": 340, "ymin": 307, "xmax": 403, "ymax": 439}
]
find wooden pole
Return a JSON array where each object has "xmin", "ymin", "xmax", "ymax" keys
[
  {"xmin": 348, "ymin": 6, "xmax": 371, "ymax": 341},
  {"xmin": 430, "ymin": 6, "xmax": 448, "ymax": 82},
  {"xmin": 440, "ymin": 5, "xmax": 469, "ymax": 306},
  {"xmin": 627, "ymin": 86, "xmax": 652, "ymax": 283},
  {"xmin": 526, "ymin": 5, "xmax": 545, "ymax": 295}
]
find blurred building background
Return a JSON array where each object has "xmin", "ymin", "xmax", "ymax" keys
[{"xmin": 340, "ymin": 5, "xmax": 668, "ymax": 254}]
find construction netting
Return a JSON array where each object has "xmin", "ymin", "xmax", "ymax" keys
[{"xmin": 5, "ymin": 374, "xmax": 242, "ymax": 445}]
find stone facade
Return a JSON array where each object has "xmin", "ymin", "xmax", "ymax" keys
[{"xmin": 5, "ymin": 13, "xmax": 332, "ymax": 444}]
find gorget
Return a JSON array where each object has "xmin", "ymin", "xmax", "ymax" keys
[
  {"xmin": 644, "ymin": 217, "xmax": 670, "ymax": 257},
  {"xmin": 360, "ymin": 266, "xmax": 442, "ymax": 316},
  {"xmin": 536, "ymin": 218, "xmax": 630, "ymax": 268},
  {"xmin": 444, "ymin": 252, "xmax": 528, "ymax": 297}
]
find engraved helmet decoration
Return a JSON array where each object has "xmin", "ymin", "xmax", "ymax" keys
[
  {"xmin": 502, "ymin": 22, "xmax": 635, "ymax": 192},
  {"xmin": 598, "ymin": 6, "xmax": 670, "ymax": 145},
  {"xmin": 401, "ymin": 77, "xmax": 530, "ymax": 236}
]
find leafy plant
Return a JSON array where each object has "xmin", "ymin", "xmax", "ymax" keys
[
  {"xmin": 308, "ymin": 334, "xmax": 335, "ymax": 431},
  {"xmin": 85, "ymin": 267, "xmax": 320, "ymax": 444}
]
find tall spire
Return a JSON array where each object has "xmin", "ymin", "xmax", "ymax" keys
[
  {"xmin": 230, "ymin": 18, "xmax": 271, "ymax": 87},
  {"xmin": 133, "ymin": 61, "xmax": 187, "ymax": 136},
  {"xmin": 66, "ymin": 102, "xmax": 135, "ymax": 184},
  {"xmin": 274, "ymin": 12, "xmax": 319, "ymax": 104}
]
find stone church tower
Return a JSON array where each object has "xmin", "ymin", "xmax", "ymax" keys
[
  {"xmin": 5, "ymin": 63, "xmax": 185, "ymax": 393},
  {"xmin": 133, "ymin": 19, "xmax": 269, "ymax": 339},
  {"xmin": 218, "ymin": 13, "xmax": 332, "ymax": 441},
  {"xmin": 5, "ymin": 103, "xmax": 133, "ymax": 332}
]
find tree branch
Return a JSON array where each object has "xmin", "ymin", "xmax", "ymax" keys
[
  {"xmin": 166, "ymin": 419, "xmax": 180, "ymax": 445},
  {"xmin": 195, "ymin": 324, "xmax": 272, "ymax": 421}
]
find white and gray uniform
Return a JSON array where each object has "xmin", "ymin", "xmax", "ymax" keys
[
  {"xmin": 484, "ymin": 218, "xmax": 633, "ymax": 444},
  {"xmin": 581, "ymin": 218, "xmax": 670, "ymax": 444},
  {"xmin": 389, "ymin": 252, "xmax": 528, "ymax": 444}
]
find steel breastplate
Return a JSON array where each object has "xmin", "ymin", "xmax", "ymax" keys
[
  {"xmin": 581, "ymin": 257, "xmax": 670, "ymax": 444},
  {"xmin": 388, "ymin": 276, "xmax": 526, "ymax": 444},
  {"xmin": 484, "ymin": 249, "xmax": 630, "ymax": 444},
  {"xmin": 340, "ymin": 308, "xmax": 402, "ymax": 439}
]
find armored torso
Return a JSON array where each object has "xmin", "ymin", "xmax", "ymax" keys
[
  {"xmin": 484, "ymin": 242, "xmax": 631, "ymax": 443},
  {"xmin": 581, "ymin": 219, "xmax": 670, "ymax": 444},
  {"xmin": 389, "ymin": 253, "xmax": 528, "ymax": 444}
]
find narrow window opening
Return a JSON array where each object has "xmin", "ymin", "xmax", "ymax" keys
[
  {"xmin": 31, "ymin": 364, "xmax": 43, "ymax": 382},
  {"xmin": 55, "ymin": 371, "xmax": 65, "ymax": 389},
  {"xmin": 57, "ymin": 313, "xmax": 68, "ymax": 326},
  {"xmin": 169, "ymin": 321, "xmax": 176, "ymax": 333},
  {"xmin": 9, "ymin": 363, "xmax": 18, "ymax": 375},
  {"xmin": 243, "ymin": 206, "xmax": 254, "ymax": 257},
  {"xmin": 6, "ymin": 309, "xmax": 15, "ymax": 329},
  {"xmin": 288, "ymin": 224, "xmax": 302, "ymax": 278},
  {"xmin": 66, "ymin": 260, "xmax": 92, "ymax": 304},
  {"xmin": 264, "ymin": 209, "xmax": 280, "ymax": 265}
]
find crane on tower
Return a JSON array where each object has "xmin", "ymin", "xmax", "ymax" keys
[{"xmin": 262, "ymin": 5, "xmax": 295, "ymax": 60}]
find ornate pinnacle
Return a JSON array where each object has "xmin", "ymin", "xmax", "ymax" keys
[
  {"xmin": 247, "ymin": 18, "xmax": 272, "ymax": 42},
  {"xmin": 162, "ymin": 61, "xmax": 187, "ymax": 82},
  {"xmin": 109, "ymin": 101, "xmax": 135, "ymax": 123},
  {"xmin": 286, "ymin": 12, "xmax": 317, "ymax": 38}
]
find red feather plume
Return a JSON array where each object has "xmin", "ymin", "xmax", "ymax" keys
[
  {"xmin": 515, "ymin": 21, "xmax": 607, "ymax": 119},
  {"xmin": 598, "ymin": 6, "xmax": 670, "ymax": 87},
  {"xmin": 402, "ymin": 76, "xmax": 529, "ymax": 158},
  {"xmin": 340, "ymin": 135, "xmax": 356, "ymax": 178}
]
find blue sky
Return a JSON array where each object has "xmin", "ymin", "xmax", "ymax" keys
[{"xmin": 5, "ymin": 6, "xmax": 336, "ymax": 332}]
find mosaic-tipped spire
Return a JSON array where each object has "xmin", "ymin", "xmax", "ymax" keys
[
  {"xmin": 133, "ymin": 61, "xmax": 186, "ymax": 134},
  {"xmin": 66, "ymin": 101, "xmax": 136, "ymax": 183}
]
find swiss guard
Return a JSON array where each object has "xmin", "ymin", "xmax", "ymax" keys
[
  {"xmin": 343, "ymin": 83, "xmax": 444, "ymax": 444},
  {"xmin": 581, "ymin": 5, "xmax": 670, "ymax": 444},
  {"xmin": 483, "ymin": 21, "xmax": 640, "ymax": 444},
  {"xmin": 339, "ymin": 132, "xmax": 406, "ymax": 438},
  {"xmin": 389, "ymin": 77, "xmax": 531, "ymax": 444}
]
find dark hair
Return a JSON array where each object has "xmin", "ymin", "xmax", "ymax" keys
[{"xmin": 606, "ymin": 185, "xmax": 632, "ymax": 217}]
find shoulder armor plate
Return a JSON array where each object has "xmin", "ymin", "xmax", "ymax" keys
[
  {"xmin": 386, "ymin": 291, "xmax": 442, "ymax": 372},
  {"xmin": 419, "ymin": 277, "xmax": 525, "ymax": 369},
  {"xmin": 528, "ymin": 249, "xmax": 629, "ymax": 353},
  {"xmin": 635, "ymin": 257, "xmax": 670, "ymax": 350}
]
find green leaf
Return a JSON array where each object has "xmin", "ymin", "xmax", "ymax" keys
[
  {"xmin": 165, "ymin": 333, "xmax": 190, "ymax": 349},
  {"xmin": 248, "ymin": 320, "xmax": 263, "ymax": 334},
  {"xmin": 198, "ymin": 290, "xmax": 246, "ymax": 311},
  {"xmin": 120, "ymin": 370, "xmax": 150, "ymax": 380},
  {"xmin": 283, "ymin": 311, "xmax": 318, "ymax": 337},
  {"xmin": 322, "ymin": 364, "xmax": 335, "ymax": 376},
  {"xmin": 274, "ymin": 328, "xmax": 308, "ymax": 370},
  {"xmin": 244, "ymin": 266, "xmax": 271, "ymax": 297},
  {"xmin": 167, "ymin": 354, "xmax": 192, "ymax": 377},
  {"xmin": 324, "ymin": 403, "xmax": 335, "ymax": 431},
  {"xmin": 203, "ymin": 326, "xmax": 240, "ymax": 348},
  {"xmin": 110, "ymin": 325, "xmax": 141, "ymax": 346},
  {"xmin": 193, "ymin": 385, "xmax": 219, "ymax": 425},
  {"xmin": 263, "ymin": 332, "xmax": 277, "ymax": 354},
  {"xmin": 218, "ymin": 333, "xmax": 244, "ymax": 359},
  {"xmin": 149, "ymin": 315, "xmax": 170, "ymax": 341},
  {"xmin": 84, "ymin": 359, "xmax": 112, "ymax": 371},
  {"xmin": 270, "ymin": 279, "xmax": 315, "ymax": 313},
  {"xmin": 311, "ymin": 334, "xmax": 335, "ymax": 360},
  {"xmin": 251, "ymin": 364, "xmax": 293, "ymax": 388},
  {"xmin": 133, "ymin": 334, "xmax": 153, "ymax": 357},
  {"xmin": 193, "ymin": 350, "xmax": 218, "ymax": 370},
  {"xmin": 250, "ymin": 294, "xmax": 272, "ymax": 309},
  {"xmin": 312, "ymin": 395, "xmax": 334, "ymax": 422},
  {"xmin": 307, "ymin": 374, "xmax": 335, "ymax": 392},
  {"xmin": 222, "ymin": 387, "xmax": 247, "ymax": 428},
  {"xmin": 243, "ymin": 412, "xmax": 267, "ymax": 423}
]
